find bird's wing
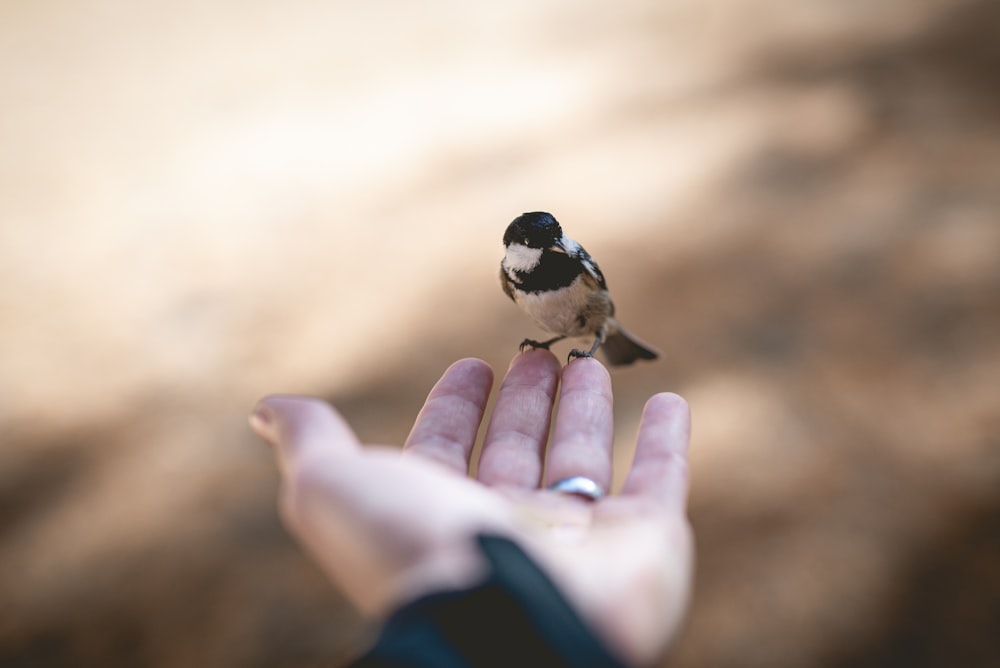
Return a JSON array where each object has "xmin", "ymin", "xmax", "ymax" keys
[
  {"xmin": 577, "ymin": 248, "xmax": 608, "ymax": 291},
  {"xmin": 552, "ymin": 237, "xmax": 608, "ymax": 291},
  {"xmin": 581, "ymin": 257, "xmax": 607, "ymax": 291},
  {"xmin": 499, "ymin": 266, "xmax": 517, "ymax": 301}
]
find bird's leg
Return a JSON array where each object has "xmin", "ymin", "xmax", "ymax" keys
[
  {"xmin": 519, "ymin": 335, "xmax": 566, "ymax": 352},
  {"xmin": 568, "ymin": 336, "xmax": 603, "ymax": 361}
]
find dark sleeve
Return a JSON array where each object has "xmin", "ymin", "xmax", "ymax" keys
[{"xmin": 351, "ymin": 533, "xmax": 628, "ymax": 668}]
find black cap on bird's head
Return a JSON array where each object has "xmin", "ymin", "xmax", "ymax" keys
[{"xmin": 503, "ymin": 211, "xmax": 563, "ymax": 249}]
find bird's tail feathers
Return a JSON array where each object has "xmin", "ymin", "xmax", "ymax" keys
[{"xmin": 601, "ymin": 320, "xmax": 660, "ymax": 366}]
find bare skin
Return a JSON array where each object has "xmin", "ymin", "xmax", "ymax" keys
[{"xmin": 250, "ymin": 350, "xmax": 693, "ymax": 666}]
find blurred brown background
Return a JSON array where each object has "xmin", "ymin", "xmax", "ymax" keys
[{"xmin": 2, "ymin": 0, "xmax": 998, "ymax": 666}]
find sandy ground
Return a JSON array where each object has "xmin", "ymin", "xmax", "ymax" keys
[{"xmin": 1, "ymin": 1, "xmax": 998, "ymax": 666}]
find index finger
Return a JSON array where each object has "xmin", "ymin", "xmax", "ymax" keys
[
  {"xmin": 621, "ymin": 392, "xmax": 691, "ymax": 508},
  {"xmin": 403, "ymin": 358, "xmax": 495, "ymax": 474}
]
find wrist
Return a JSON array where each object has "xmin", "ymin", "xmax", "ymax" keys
[{"xmin": 386, "ymin": 536, "xmax": 491, "ymax": 616}]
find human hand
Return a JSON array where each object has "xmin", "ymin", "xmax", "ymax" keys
[{"xmin": 250, "ymin": 350, "xmax": 693, "ymax": 665}]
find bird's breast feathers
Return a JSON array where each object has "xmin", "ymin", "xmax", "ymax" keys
[{"xmin": 512, "ymin": 273, "xmax": 611, "ymax": 336}]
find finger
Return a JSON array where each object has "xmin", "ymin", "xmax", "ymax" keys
[
  {"xmin": 403, "ymin": 358, "xmax": 494, "ymax": 473},
  {"xmin": 250, "ymin": 395, "xmax": 361, "ymax": 477},
  {"xmin": 621, "ymin": 392, "xmax": 691, "ymax": 509},
  {"xmin": 543, "ymin": 357, "xmax": 614, "ymax": 490},
  {"xmin": 478, "ymin": 349, "xmax": 561, "ymax": 488}
]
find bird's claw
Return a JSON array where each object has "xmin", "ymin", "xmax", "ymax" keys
[
  {"xmin": 519, "ymin": 338, "xmax": 551, "ymax": 352},
  {"xmin": 567, "ymin": 349, "xmax": 594, "ymax": 361}
]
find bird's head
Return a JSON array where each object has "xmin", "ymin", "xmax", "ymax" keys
[{"xmin": 503, "ymin": 211, "xmax": 563, "ymax": 250}]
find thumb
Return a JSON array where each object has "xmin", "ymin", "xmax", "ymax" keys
[{"xmin": 249, "ymin": 395, "xmax": 361, "ymax": 476}]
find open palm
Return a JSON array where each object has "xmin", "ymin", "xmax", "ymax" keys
[{"xmin": 251, "ymin": 350, "xmax": 693, "ymax": 665}]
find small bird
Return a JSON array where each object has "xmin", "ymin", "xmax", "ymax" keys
[{"xmin": 500, "ymin": 211, "xmax": 659, "ymax": 366}]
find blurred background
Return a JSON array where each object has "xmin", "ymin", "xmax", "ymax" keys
[{"xmin": 2, "ymin": 0, "xmax": 998, "ymax": 666}]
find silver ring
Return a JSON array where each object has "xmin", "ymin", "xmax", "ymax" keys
[{"xmin": 547, "ymin": 476, "xmax": 606, "ymax": 501}]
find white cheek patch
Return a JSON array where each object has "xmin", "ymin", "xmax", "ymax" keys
[{"xmin": 503, "ymin": 243, "xmax": 543, "ymax": 272}]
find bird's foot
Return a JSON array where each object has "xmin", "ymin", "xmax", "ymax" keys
[
  {"xmin": 519, "ymin": 335, "xmax": 567, "ymax": 354},
  {"xmin": 519, "ymin": 338, "xmax": 553, "ymax": 352},
  {"xmin": 567, "ymin": 337, "xmax": 602, "ymax": 362}
]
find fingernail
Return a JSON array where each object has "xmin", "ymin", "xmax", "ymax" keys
[{"xmin": 249, "ymin": 402, "xmax": 277, "ymax": 445}]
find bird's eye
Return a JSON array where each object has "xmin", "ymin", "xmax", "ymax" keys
[{"xmin": 523, "ymin": 237, "xmax": 530, "ymax": 245}]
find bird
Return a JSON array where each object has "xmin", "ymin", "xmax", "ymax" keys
[{"xmin": 499, "ymin": 211, "xmax": 659, "ymax": 366}]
